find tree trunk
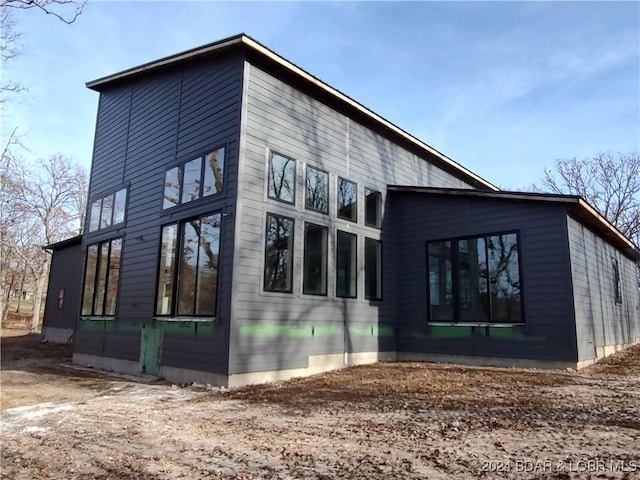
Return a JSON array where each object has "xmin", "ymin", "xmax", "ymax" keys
[
  {"xmin": 16, "ymin": 273, "xmax": 24, "ymax": 312},
  {"xmin": 30, "ymin": 263, "xmax": 49, "ymax": 333}
]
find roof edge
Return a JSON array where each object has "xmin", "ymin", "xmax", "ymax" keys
[{"xmin": 43, "ymin": 234, "xmax": 83, "ymax": 251}]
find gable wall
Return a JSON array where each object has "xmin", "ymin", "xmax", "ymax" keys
[
  {"xmin": 567, "ymin": 216, "xmax": 640, "ymax": 362},
  {"xmin": 75, "ymin": 53, "xmax": 245, "ymax": 375},
  {"xmin": 229, "ymin": 61, "xmax": 475, "ymax": 375}
]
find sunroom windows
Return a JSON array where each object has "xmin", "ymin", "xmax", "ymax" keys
[
  {"xmin": 155, "ymin": 213, "xmax": 222, "ymax": 317},
  {"xmin": 427, "ymin": 232, "xmax": 523, "ymax": 324}
]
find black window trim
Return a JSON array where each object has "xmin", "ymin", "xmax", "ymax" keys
[
  {"xmin": 364, "ymin": 187, "xmax": 382, "ymax": 229},
  {"xmin": 425, "ymin": 229, "xmax": 525, "ymax": 326},
  {"xmin": 336, "ymin": 229, "xmax": 358, "ymax": 299},
  {"xmin": 263, "ymin": 212, "xmax": 295, "ymax": 294},
  {"xmin": 87, "ymin": 185, "xmax": 130, "ymax": 235},
  {"xmin": 304, "ymin": 164, "xmax": 330, "ymax": 215},
  {"xmin": 162, "ymin": 143, "xmax": 228, "ymax": 211},
  {"xmin": 80, "ymin": 236, "xmax": 123, "ymax": 318},
  {"xmin": 302, "ymin": 221, "xmax": 329, "ymax": 297},
  {"xmin": 153, "ymin": 211, "xmax": 223, "ymax": 319},
  {"xmin": 267, "ymin": 150, "xmax": 297, "ymax": 206},
  {"xmin": 364, "ymin": 237, "xmax": 383, "ymax": 301},
  {"xmin": 337, "ymin": 176, "xmax": 358, "ymax": 223}
]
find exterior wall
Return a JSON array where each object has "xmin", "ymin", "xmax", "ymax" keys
[
  {"xmin": 391, "ymin": 193, "xmax": 578, "ymax": 362},
  {"xmin": 75, "ymin": 52, "xmax": 244, "ymax": 376},
  {"xmin": 567, "ymin": 216, "xmax": 640, "ymax": 362},
  {"xmin": 228, "ymin": 61, "xmax": 476, "ymax": 375},
  {"xmin": 42, "ymin": 242, "xmax": 82, "ymax": 342}
]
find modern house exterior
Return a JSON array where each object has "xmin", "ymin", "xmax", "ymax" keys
[{"xmin": 42, "ymin": 34, "xmax": 640, "ymax": 386}]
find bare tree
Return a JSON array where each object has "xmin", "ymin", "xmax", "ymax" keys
[
  {"xmin": 1, "ymin": 0, "xmax": 87, "ymax": 25},
  {"xmin": 537, "ymin": 152, "xmax": 640, "ymax": 246},
  {"xmin": 1, "ymin": 154, "xmax": 87, "ymax": 329}
]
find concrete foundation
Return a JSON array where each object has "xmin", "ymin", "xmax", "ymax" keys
[{"xmin": 42, "ymin": 327, "xmax": 74, "ymax": 344}]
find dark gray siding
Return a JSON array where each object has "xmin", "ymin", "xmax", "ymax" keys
[
  {"xmin": 391, "ymin": 193, "xmax": 578, "ymax": 362},
  {"xmin": 42, "ymin": 242, "xmax": 82, "ymax": 334},
  {"xmin": 228, "ymin": 62, "xmax": 475, "ymax": 375},
  {"xmin": 568, "ymin": 216, "xmax": 640, "ymax": 361},
  {"xmin": 76, "ymin": 52, "xmax": 244, "ymax": 375}
]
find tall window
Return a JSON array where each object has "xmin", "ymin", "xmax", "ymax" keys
[
  {"xmin": 336, "ymin": 231, "xmax": 357, "ymax": 298},
  {"xmin": 338, "ymin": 178, "xmax": 357, "ymax": 222},
  {"xmin": 264, "ymin": 213, "xmax": 294, "ymax": 292},
  {"xmin": 305, "ymin": 166, "xmax": 329, "ymax": 214},
  {"xmin": 365, "ymin": 238, "xmax": 382, "ymax": 300},
  {"xmin": 163, "ymin": 146, "xmax": 226, "ymax": 209},
  {"xmin": 303, "ymin": 223, "xmax": 328, "ymax": 295},
  {"xmin": 88, "ymin": 188, "xmax": 127, "ymax": 233},
  {"xmin": 268, "ymin": 152, "xmax": 296, "ymax": 204},
  {"xmin": 612, "ymin": 258, "xmax": 622, "ymax": 304},
  {"xmin": 81, "ymin": 238, "xmax": 122, "ymax": 316},
  {"xmin": 427, "ymin": 232, "xmax": 523, "ymax": 324},
  {"xmin": 365, "ymin": 188, "xmax": 382, "ymax": 228},
  {"xmin": 155, "ymin": 213, "xmax": 222, "ymax": 317}
]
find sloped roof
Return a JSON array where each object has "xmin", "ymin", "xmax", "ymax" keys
[
  {"xmin": 43, "ymin": 235, "xmax": 83, "ymax": 251},
  {"xmin": 86, "ymin": 34, "xmax": 497, "ymax": 191},
  {"xmin": 388, "ymin": 186, "xmax": 640, "ymax": 261}
]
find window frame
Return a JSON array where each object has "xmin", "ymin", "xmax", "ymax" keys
[
  {"xmin": 336, "ymin": 230, "xmax": 358, "ymax": 298},
  {"xmin": 337, "ymin": 177, "xmax": 358, "ymax": 222},
  {"xmin": 267, "ymin": 151, "xmax": 297, "ymax": 205},
  {"xmin": 80, "ymin": 237, "xmax": 123, "ymax": 318},
  {"xmin": 426, "ymin": 231, "xmax": 525, "ymax": 325},
  {"xmin": 263, "ymin": 213, "xmax": 295, "ymax": 293},
  {"xmin": 305, "ymin": 165, "xmax": 329, "ymax": 214},
  {"xmin": 612, "ymin": 258, "xmax": 622, "ymax": 304},
  {"xmin": 364, "ymin": 187, "xmax": 382, "ymax": 228},
  {"xmin": 88, "ymin": 187, "xmax": 128, "ymax": 234},
  {"xmin": 364, "ymin": 237, "xmax": 383, "ymax": 301},
  {"xmin": 303, "ymin": 222, "xmax": 329, "ymax": 296},
  {"xmin": 162, "ymin": 145, "xmax": 227, "ymax": 210},
  {"xmin": 153, "ymin": 212, "xmax": 223, "ymax": 319}
]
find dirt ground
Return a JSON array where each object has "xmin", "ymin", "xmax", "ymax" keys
[{"xmin": 1, "ymin": 318, "xmax": 639, "ymax": 479}]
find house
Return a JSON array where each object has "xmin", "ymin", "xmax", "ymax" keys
[{"xmin": 42, "ymin": 34, "xmax": 640, "ymax": 386}]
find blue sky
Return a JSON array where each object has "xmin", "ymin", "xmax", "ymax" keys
[{"xmin": 2, "ymin": 1, "xmax": 638, "ymax": 189}]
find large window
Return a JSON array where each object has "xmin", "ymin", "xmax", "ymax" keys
[
  {"xmin": 305, "ymin": 166, "xmax": 329, "ymax": 214},
  {"xmin": 81, "ymin": 238, "xmax": 122, "ymax": 316},
  {"xmin": 88, "ymin": 188, "xmax": 127, "ymax": 233},
  {"xmin": 268, "ymin": 152, "xmax": 296, "ymax": 204},
  {"xmin": 163, "ymin": 147, "xmax": 226, "ymax": 209},
  {"xmin": 264, "ymin": 213, "xmax": 294, "ymax": 292},
  {"xmin": 365, "ymin": 238, "xmax": 382, "ymax": 300},
  {"xmin": 303, "ymin": 223, "xmax": 328, "ymax": 295},
  {"xmin": 427, "ymin": 232, "xmax": 523, "ymax": 324},
  {"xmin": 155, "ymin": 213, "xmax": 222, "ymax": 317},
  {"xmin": 365, "ymin": 188, "xmax": 382, "ymax": 228},
  {"xmin": 336, "ymin": 230, "xmax": 357, "ymax": 298},
  {"xmin": 337, "ymin": 178, "xmax": 357, "ymax": 222}
]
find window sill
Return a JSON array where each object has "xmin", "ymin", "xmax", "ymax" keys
[
  {"xmin": 428, "ymin": 322, "xmax": 525, "ymax": 327},
  {"xmin": 153, "ymin": 317, "xmax": 216, "ymax": 323}
]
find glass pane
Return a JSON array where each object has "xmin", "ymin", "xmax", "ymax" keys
[
  {"xmin": 365, "ymin": 188, "xmax": 382, "ymax": 228},
  {"xmin": 89, "ymin": 200, "xmax": 101, "ymax": 232},
  {"xmin": 264, "ymin": 214, "xmax": 294, "ymax": 292},
  {"xmin": 203, "ymin": 147, "xmax": 225, "ymax": 197},
  {"xmin": 365, "ymin": 238, "xmax": 382, "ymax": 300},
  {"xmin": 305, "ymin": 166, "xmax": 329, "ymax": 213},
  {"xmin": 100, "ymin": 194, "xmax": 113, "ymax": 229},
  {"xmin": 181, "ymin": 158, "xmax": 202, "ymax": 204},
  {"xmin": 458, "ymin": 238, "xmax": 490, "ymax": 322},
  {"xmin": 427, "ymin": 241, "xmax": 453, "ymax": 321},
  {"xmin": 336, "ymin": 231, "xmax": 357, "ymax": 298},
  {"xmin": 113, "ymin": 189, "xmax": 127, "ymax": 224},
  {"xmin": 93, "ymin": 242, "xmax": 110, "ymax": 316},
  {"xmin": 178, "ymin": 218, "xmax": 199, "ymax": 315},
  {"xmin": 268, "ymin": 153, "xmax": 295, "ymax": 203},
  {"xmin": 338, "ymin": 178, "xmax": 357, "ymax": 222},
  {"xmin": 487, "ymin": 233, "xmax": 521, "ymax": 322},
  {"xmin": 104, "ymin": 238, "xmax": 122, "ymax": 316},
  {"xmin": 163, "ymin": 166, "xmax": 181, "ymax": 209},
  {"xmin": 81, "ymin": 244, "xmax": 98, "ymax": 315},
  {"xmin": 303, "ymin": 224, "xmax": 328, "ymax": 295},
  {"xmin": 156, "ymin": 224, "xmax": 177, "ymax": 315},
  {"xmin": 195, "ymin": 214, "xmax": 221, "ymax": 315}
]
